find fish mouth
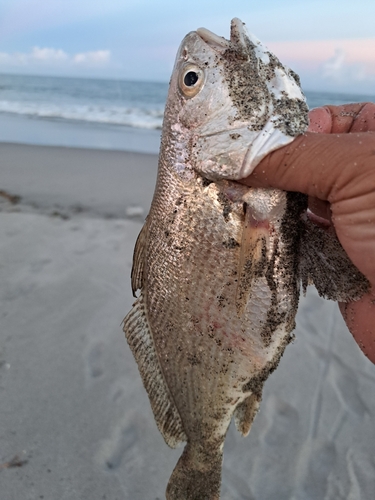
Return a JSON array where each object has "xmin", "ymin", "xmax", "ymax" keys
[
  {"xmin": 196, "ymin": 18, "xmax": 248, "ymax": 50},
  {"xmin": 196, "ymin": 27, "xmax": 230, "ymax": 49}
]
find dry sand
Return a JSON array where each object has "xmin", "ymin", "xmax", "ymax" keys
[{"xmin": 0, "ymin": 143, "xmax": 375, "ymax": 500}]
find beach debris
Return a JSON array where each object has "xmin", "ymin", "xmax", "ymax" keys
[
  {"xmin": 0, "ymin": 454, "xmax": 28, "ymax": 470},
  {"xmin": 123, "ymin": 18, "xmax": 368, "ymax": 499},
  {"xmin": 125, "ymin": 205, "xmax": 144, "ymax": 218},
  {"xmin": 0, "ymin": 189, "xmax": 22, "ymax": 214},
  {"xmin": 50, "ymin": 210, "xmax": 70, "ymax": 220},
  {"xmin": 0, "ymin": 190, "xmax": 21, "ymax": 205},
  {"xmin": 0, "ymin": 189, "xmax": 21, "ymax": 205}
]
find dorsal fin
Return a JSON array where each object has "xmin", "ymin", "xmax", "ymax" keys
[
  {"xmin": 131, "ymin": 220, "xmax": 148, "ymax": 297},
  {"xmin": 299, "ymin": 217, "xmax": 369, "ymax": 301},
  {"xmin": 123, "ymin": 294, "xmax": 187, "ymax": 448}
]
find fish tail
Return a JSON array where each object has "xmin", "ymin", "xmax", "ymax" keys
[{"xmin": 166, "ymin": 442, "xmax": 222, "ymax": 500}]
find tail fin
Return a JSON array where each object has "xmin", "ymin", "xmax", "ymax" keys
[{"xmin": 166, "ymin": 443, "xmax": 222, "ymax": 500}]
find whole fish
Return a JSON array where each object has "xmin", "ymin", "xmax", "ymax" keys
[{"xmin": 123, "ymin": 18, "xmax": 368, "ymax": 500}]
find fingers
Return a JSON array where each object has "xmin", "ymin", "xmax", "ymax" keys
[
  {"xmin": 243, "ymin": 103, "xmax": 375, "ymax": 196},
  {"xmin": 308, "ymin": 103, "xmax": 375, "ymax": 134},
  {"xmin": 349, "ymin": 103, "xmax": 375, "ymax": 132},
  {"xmin": 325, "ymin": 103, "xmax": 370, "ymax": 132},
  {"xmin": 339, "ymin": 292, "xmax": 375, "ymax": 363},
  {"xmin": 241, "ymin": 131, "xmax": 375, "ymax": 202}
]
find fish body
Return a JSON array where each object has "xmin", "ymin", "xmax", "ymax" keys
[{"xmin": 124, "ymin": 19, "xmax": 368, "ymax": 500}]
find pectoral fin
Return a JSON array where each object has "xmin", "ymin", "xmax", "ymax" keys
[
  {"xmin": 236, "ymin": 204, "xmax": 269, "ymax": 315},
  {"xmin": 299, "ymin": 216, "xmax": 369, "ymax": 301},
  {"xmin": 234, "ymin": 393, "xmax": 261, "ymax": 436}
]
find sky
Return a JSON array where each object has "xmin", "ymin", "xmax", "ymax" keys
[{"xmin": 0, "ymin": 0, "xmax": 375, "ymax": 94}]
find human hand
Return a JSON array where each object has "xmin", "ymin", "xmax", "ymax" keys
[{"xmin": 241, "ymin": 103, "xmax": 375, "ymax": 363}]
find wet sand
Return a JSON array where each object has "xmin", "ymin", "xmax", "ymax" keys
[{"xmin": 1, "ymin": 142, "xmax": 375, "ymax": 499}]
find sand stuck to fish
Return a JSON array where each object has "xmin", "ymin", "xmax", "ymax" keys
[{"xmin": 1, "ymin": 142, "xmax": 375, "ymax": 499}]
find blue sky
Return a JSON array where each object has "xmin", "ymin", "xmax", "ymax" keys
[{"xmin": 0, "ymin": 0, "xmax": 375, "ymax": 93}]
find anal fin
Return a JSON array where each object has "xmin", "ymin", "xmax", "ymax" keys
[
  {"xmin": 234, "ymin": 393, "xmax": 261, "ymax": 436},
  {"xmin": 123, "ymin": 294, "xmax": 187, "ymax": 447}
]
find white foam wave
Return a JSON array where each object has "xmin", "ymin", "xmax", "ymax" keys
[{"xmin": 0, "ymin": 100, "xmax": 164, "ymax": 129}]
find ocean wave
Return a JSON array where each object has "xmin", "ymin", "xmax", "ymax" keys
[{"xmin": 0, "ymin": 100, "xmax": 165, "ymax": 129}]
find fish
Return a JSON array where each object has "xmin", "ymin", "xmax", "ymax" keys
[{"xmin": 123, "ymin": 18, "xmax": 368, "ymax": 500}]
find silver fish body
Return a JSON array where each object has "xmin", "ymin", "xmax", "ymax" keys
[{"xmin": 124, "ymin": 19, "xmax": 368, "ymax": 500}]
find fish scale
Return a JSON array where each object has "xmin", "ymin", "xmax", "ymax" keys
[
  {"xmin": 146, "ymin": 167, "xmax": 294, "ymax": 402},
  {"xmin": 123, "ymin": 18, "xmax": 368, "ymax": 500}
]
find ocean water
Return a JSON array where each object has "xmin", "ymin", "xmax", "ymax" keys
[{"xmin": 0, "ymin": 73, "xmax": 374, "ymax": 153}]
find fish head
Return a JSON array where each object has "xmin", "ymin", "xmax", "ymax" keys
[{"xmin": 164, "ymin": 18, "xmax": 308, "ymax": 180}]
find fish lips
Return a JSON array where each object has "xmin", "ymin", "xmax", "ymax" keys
[{"xmin": 196, "ymin": 18, "xmax": 256, "ymax": 54}]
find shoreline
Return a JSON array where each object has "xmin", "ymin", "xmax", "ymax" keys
[
  {"xmin": 0, "ymin": 112, "xmax": 162, "ymax": 154},
  {"xmin": 0, "ymin": 142, "xmax": 159, "ymax": 219}
]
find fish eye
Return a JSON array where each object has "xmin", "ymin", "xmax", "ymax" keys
[
  {"xmin": 184, "ymin": 71, "xmax": 198, "ymax": 86},
  {"xmin": 179, "ymin": 64, "xmax": 204, "ymax": 98}
]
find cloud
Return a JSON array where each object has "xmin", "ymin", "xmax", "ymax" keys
[
  {"xmin": 267, "ymin": 38, "xmax": 375, "ymax": 93},
  {"xmin": 31, "ymin": 47, "xmax": 68, "ymax": 61},
  {"xmin": 73, "ymin": 50, "xmax": 110, "ymax": 65},
  {"xmin": 322, "ymin": 48, "xmax": 368, "ymax": 83},
  {"xmin": 268, "ymin": 38, "xmax": 375, "ymax": 70},
  {"xmin": 322, "ymin": 48, "xmax": 346, "ymax": 78},
  {"xmin": 0, "ymin": 47, "xmax": 111, "ymax": 68}
]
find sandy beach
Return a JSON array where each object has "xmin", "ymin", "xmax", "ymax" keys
[{"xmin": 1, "ymin": 142, "xmax": 375, "ymax": 500}]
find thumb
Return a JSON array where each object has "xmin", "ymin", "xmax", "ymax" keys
[{"xmin": 241, "ymin": 131, "xmax": 375, "ymax": 204}]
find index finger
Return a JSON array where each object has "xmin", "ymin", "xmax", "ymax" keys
[{"xmin": 308, "ymin": 103, "xmax": 375, "ymax": 134}]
